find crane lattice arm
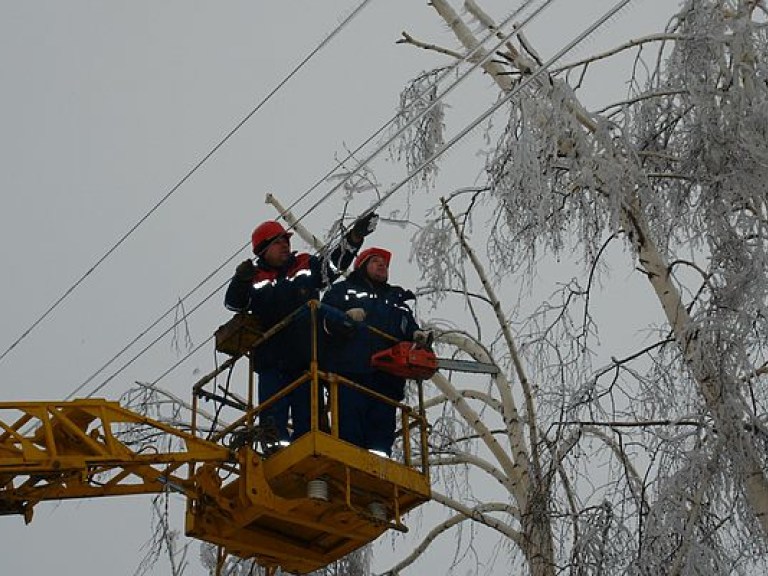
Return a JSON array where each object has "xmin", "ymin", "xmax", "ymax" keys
[
  {"xmin": 1, "ymin": 304, "xmax": 432, "ymax": 575},
  {"xmin": 0, "ymin": 399, "xmax": 229, "ymax": 521}
]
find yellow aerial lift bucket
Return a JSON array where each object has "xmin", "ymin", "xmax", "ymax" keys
[
  {"xmin": 0, "ymin": 301, "xmax": 431, "ymax": 575},
  {"xmin": 189, "ymin": 300, "xmax": 431, "ymax": 573}
]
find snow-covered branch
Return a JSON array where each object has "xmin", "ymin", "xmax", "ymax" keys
[{"xmin": 377, "ymin": 493, "xmax": 522, "ymax": 575}]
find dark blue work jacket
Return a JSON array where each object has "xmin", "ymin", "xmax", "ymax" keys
[
  {"xmin": 225, "ymin": 248, "xmax": 353, "ymax": 372},
  {"xmin": 321, "ymin": 270, "xmax": 420, "ymax": 379}
]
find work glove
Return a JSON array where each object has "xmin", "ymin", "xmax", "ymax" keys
[
  {"xmin": 351, "ymin": 212, "xmax": 379, "ymax": 239},
  {"xmin": 234, "ymin": 259, "xmax": 257, "ymax": 282},
  {"xmin": 413, "ymin": 330, "xmax": 434, "ymax": 349},
  {"xmin": 324, "ymin": 317, "xmax": 355, "ymax": 338},
  {"xmin": 345, "ymin": 308, "xmax": 366, "ymax": 322}
]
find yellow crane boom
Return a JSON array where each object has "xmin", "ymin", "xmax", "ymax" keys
[
  {"xmin": 0, "ymin": 303, "xmax": 432, "ymax": 574},
  {"xmin": 0, "ymin": 399, "xmax": 229, "ymax": 520}
]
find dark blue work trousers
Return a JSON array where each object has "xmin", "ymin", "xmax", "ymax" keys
[
  {"xmin": 337, "ymin": 372, "xmax": 404, "ymax": 456},
  {"xmin": 257, "ymin": 367, "xmax": 311, "ymax": 442}
]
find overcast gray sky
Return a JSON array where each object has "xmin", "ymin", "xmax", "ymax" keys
[{"xmin": 1, "ymin": 1, "xmax": 679, "ymax": 574}]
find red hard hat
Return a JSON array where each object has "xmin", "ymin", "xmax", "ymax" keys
[
  {"xmin": 354, "ymin": 247, "xmax": 391, "ymax": 270},
  {"xmin": 251, "ymin": 220, "xmax": 292, "ymax": 254}
]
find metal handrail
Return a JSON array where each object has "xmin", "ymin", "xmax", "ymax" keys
[{"xmin": 192, "ymin": 300, "xmax": 429, "ymax": 474}]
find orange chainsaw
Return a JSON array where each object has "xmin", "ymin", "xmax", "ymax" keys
[{"xmin": 371, "ymin": 341, "xmax": 499, "ymax": 380}]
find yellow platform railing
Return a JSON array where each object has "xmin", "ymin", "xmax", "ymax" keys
[
  {"xmin": 0, "ymin": 301, "xmax": 431, "ymax": 575},
  {"xmin": 193, "ymin": 300, "xmax": 430, "ymax": 475},
  {"xmin": 187, "ymin": 300, "xmax": 431, "ymax": 573}
]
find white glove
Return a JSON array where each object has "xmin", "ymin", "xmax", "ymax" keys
[
  {"xmin": 413, "ymin": 330, "xmax": 432, "ymax": 346},
  {"xmin": 346, "ymin": 308, "xmax": 366, "ymax": 322}
]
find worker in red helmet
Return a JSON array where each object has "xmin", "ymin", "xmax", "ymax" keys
[
  {"xmin": 225, "ymin": 213, "xmax": 378, "ymax": 448},
  {"xmin": 321, "ymin": 246, "xmax": 430, "ymax": 457}
]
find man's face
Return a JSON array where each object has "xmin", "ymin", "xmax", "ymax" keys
[
  {"xmin": 261, "ymin": 235, "xmax": 291, "ymax": 267},
  {"xmin": 365, "ymin": 255, "xmax": 389, "ymax": 283}
]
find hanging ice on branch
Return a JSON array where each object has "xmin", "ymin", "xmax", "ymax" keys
[
  {"xmin": 392, "ymin": 68, "xmax": 446, "ymax": 190},
  {"xmin": 483, "ymin": 89, "xmax": 633, "ymax": 269}
]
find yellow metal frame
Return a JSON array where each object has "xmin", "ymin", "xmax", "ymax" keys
[
  {"xmin": 190, "ymin": 300, "xmax": 431, "ymax": 573},
  {"xmin": 198, "ymin": 301, "xmax": 430, "ymax": 473},
  {"xmin": 0, "ymin": 399, "xmax": 229, "ymax": 521},
  {"xmin": 0, "ymin": 300, "xmax": 431, "ymax": 575}
]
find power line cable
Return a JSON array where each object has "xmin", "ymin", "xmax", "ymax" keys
[
  {"xmin": 0, "ymin": 0, "xmax": 375, "ymax": 368},
  {"xmin": 274, "ymin": 0, "xmax": 549, "ymax": 227},
  {"xmin": 86, "ymin": 279, "xmax": 227, "ymax": 398},
  {"xmin": 69, "ymin": 0, "xmax": 545, "ymax": 399},
  {"xmin": 139, "ymin": 0, "xmax": 638, "ymax": 389},
  {"xmin": 359, "ymin": 0, "xmax": 636, "ymax": 220},
  {"xmin": 286, "ymin": 0, "xmax": 558, "ymax": 232},
  {"xmin": 66, "ymin": 243, "xmax": 247, "ymax": 400}
]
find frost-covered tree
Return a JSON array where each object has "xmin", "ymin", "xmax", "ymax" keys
[
  {"xmin": 382, "ymin": 0, "xmax": 768, "ymax": 574},
  {"xmin": 121, "ymin": 2, "xmax": 768, "ymax": 574}
]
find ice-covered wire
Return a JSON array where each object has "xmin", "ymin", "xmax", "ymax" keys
[
  {"xmin": 360, "ymin": 0, "xmax": 639, "ymax": 225},
  {"xmin": 68, "ymin": 0, "xmax": 548, "ymax": 398},
  {"xmin": 0, "ymin": 0, "xmax": 376, "ymax": 368},
  {"xmin": 276, "ymin": 0, "xmax": 557, "ymax": 237},
  {"xmin": 142, "ymin": 0, "xmax": 640, "ymax": 389}
]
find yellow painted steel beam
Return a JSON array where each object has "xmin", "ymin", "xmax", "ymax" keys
[
  {"xmin": 1, "ymin": 300, "xmax": 434, "ymax": 575},
  {"xmin": 186, "ymin": 437, "xmax": 430, "ymax": 573},
  {"xmin": 0, "ymin": 399, "xmax": 230, "ymax": 519}
]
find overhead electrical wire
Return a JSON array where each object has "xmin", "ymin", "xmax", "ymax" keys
[
  {"xmin": 285, "ymin": 0, "xmax": 558, "ymax": 231},
  {"xmin": 0, "ymin": 0, "xmax": 376, "ymax": 368},
  {"xmin": 73, "ymin": 0, "xmax": 548, "ymax": 399},
  {"xmin": 117, "ymin": 0, "xmax": 639, "ymax": 392},
  {"xmin": 64, "ymin": 246, "xmax": 243, "ymax": 400},
  {"xmin": 269, "ymin": 0, "xmax": 552, "ymax": 230},
  {"xmin": 85, "ymin": 280, "xmax": 226, "ymax": 399},
  {"xmin": 360, "ymin": 0, "xmax": 639, "ymax": 220}
]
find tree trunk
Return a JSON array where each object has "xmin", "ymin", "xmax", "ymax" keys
[
  {"xmin": 521, "ymin": 485, "xmax": 555, "ymax": 576},
  {"xmin": 625, "ymin": 198, "xmax": 768, "ymax": 535}
]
